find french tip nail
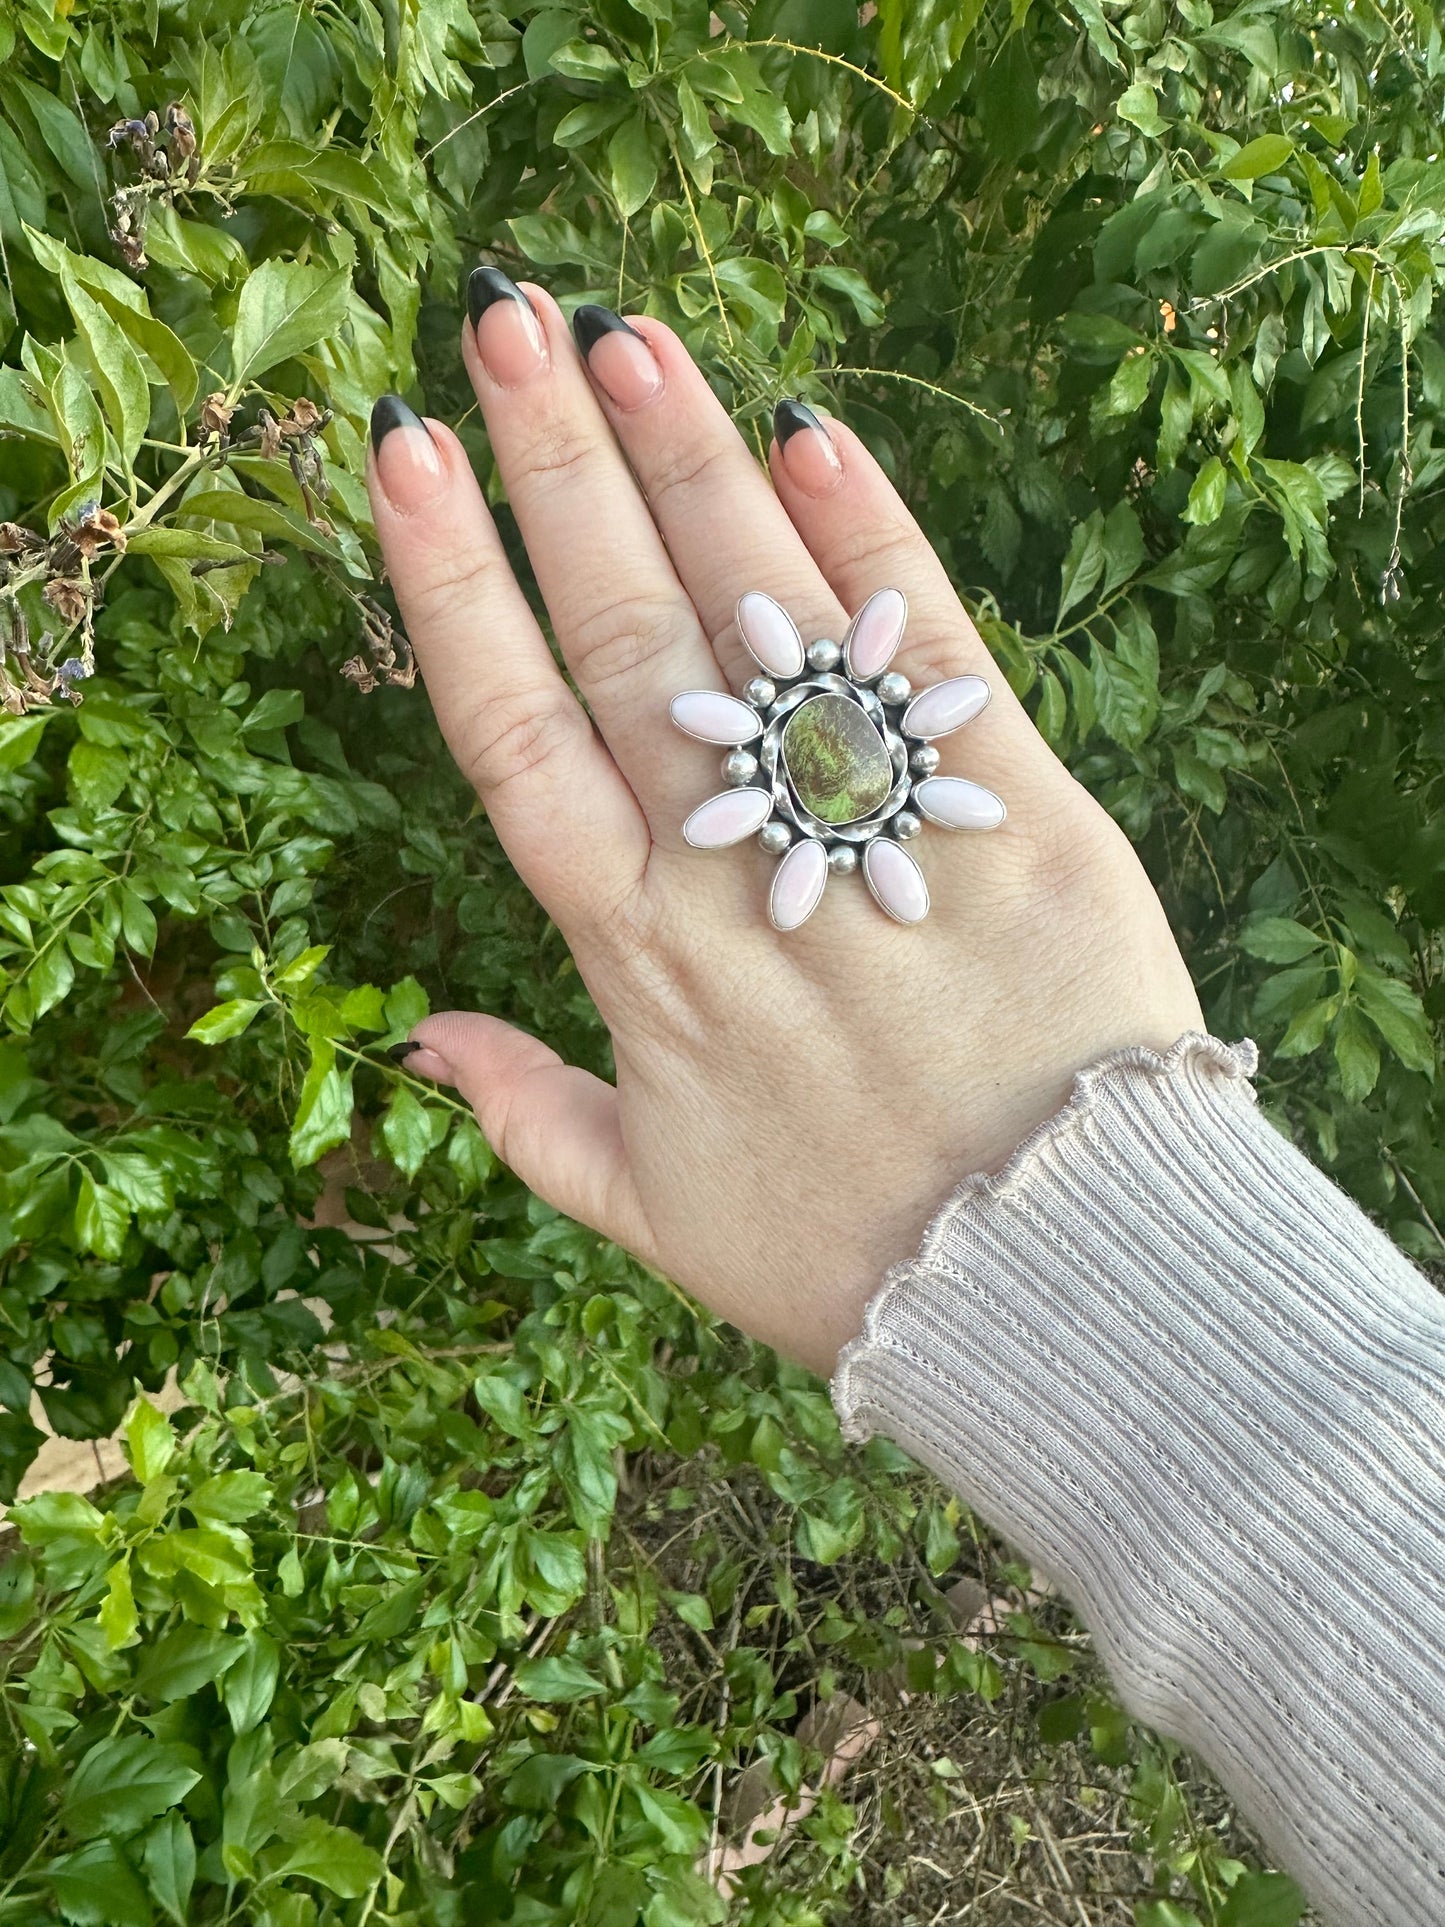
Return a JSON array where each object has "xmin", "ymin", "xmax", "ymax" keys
[
  {"xmin": 386, "ymin": 1039, "xmax": 422, "ymax": 1062},
  {"xmin": 468, "ymin": 264, "xmax": 531, "ymax": 329},
  {"xmin": 370, "ymin": 394, "xmax": 427, "ymax": 454},
  {"xmin": 773, "ymin": 397, "xmax": 827, "ymax": 449},
  {"xmin": 573, "ymin": 303, "xmax": 644, "ymax": 358}
]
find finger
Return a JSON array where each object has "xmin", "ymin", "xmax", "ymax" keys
[
  {"xmin": 768, "ymin": 400, "xmax": 1062, "ymax": 821},
  {"xmin": 570, "ymin": 308, "xmax": 848, "ymax": 683},
  {"xmin": 366, "ymin": 397, "xmax": 648, "ymax": 926},
  {"xmin": 400, "ymin": 1013, "xmax": 651, "ymax": 1260},
  {"xmin": 768, "ymin": 399, "xmax": 1025, "ymax": 697},
  {"xmin": 462, "ymin": 270, "xmax": 725, "ymax": 815}
]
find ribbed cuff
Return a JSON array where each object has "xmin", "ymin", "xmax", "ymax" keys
[{"xmin": 834, "ymin": 1034, "xmax": 1445, "ymax": 1927}]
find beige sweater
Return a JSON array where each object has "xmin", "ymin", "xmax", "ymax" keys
[{"xmin": 833, "ymin": 1035, "xmax": 1445, "ymax": 1927}]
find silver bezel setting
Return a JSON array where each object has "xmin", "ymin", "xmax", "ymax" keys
[{"xmin": 671, "ymin": 589, "xmax": 1005, "ymax": 929}]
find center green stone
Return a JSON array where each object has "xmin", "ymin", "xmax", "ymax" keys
[{"xmin": 782, "ymin": 693, "xmax": 892, "ymax": 826}]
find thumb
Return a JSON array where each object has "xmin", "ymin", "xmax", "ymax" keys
[{"xmin": 399, "ymin": 1012, "xmax": 651, "ymax": 1259}]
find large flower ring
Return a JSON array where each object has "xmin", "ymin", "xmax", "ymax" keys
[{"xmin": 670, "ymin": 589, "xmax": 1005, "ymax": 929}]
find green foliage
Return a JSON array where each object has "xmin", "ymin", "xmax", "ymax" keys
[{"xmin": 1, "ymin": 0, "xmax": 1441, "ymax": 1919}]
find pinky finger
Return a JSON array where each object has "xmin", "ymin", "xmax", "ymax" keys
[{"xmin": 401, "ymin": 1012, "xmax": 652, "ymax": 1261}]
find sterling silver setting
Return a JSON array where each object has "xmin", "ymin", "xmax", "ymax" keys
[{"xmin": 670, "ymin": 588, "xmax": 1005, "ymax": 930}]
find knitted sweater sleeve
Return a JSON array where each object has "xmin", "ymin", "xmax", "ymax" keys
[{"xmin": 832, "ymin": 1034, "xmax": 1445, "ymax": 1927}]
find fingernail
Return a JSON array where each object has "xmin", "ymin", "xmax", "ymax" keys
[
  {"xmin": 774, "ymin": 397, "xmax": 843, "ymax": 498},
  {"xmin": 370, "ymin": 396, "xmax": 446, "ymax": 509},
  {"xmin": 391, "ymin": 1039, "xmax": 455, "ymax": 1083},
  {"xmin": 467, "ymin": 266, "xmax": 547, "ymax": 386},
  {"xmin": 574, "ymin": 305, "xmax": 663, "ymax": 411}
]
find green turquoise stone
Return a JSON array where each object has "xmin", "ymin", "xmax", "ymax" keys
[{"xmin": 782, "ymin": 693, "xmax": 892, "ymax": 826}]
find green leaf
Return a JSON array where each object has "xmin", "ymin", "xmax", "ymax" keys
[
  {"xmin": 608, "ymin": 115, "xmax": 657, "ymax": 219},
  {"xmin": 1220, "ymin": 135, "xmax": 1294, "ymax": 181},
  {"xmin": 98, "ymin": 1557, "xmax": 137, "ymax": 1648},
  {"xmin": 75, "ymin": 1171, "xmax": 130, "ymax": 1259},
  {"xmin": 269, "ymin": 1816, "xmax": 385, "ymax": 1897},
  {"xmin": 1117, "ymin": 82, "xmax": 1167, "ymax": 137},
  {"xmin": 58, "ymin": 271, "xmax": 150, "ymax": 469},
  {"xmin": 69, "ymin": 740, "xmax": 128, "ymax": 812},
  {"xmin": 223, "ymin": 1632, "xmax": 280, "ymax": 1734},
  {"xmin": 1057, "ymin": 512, "xmax": 1106, "ymax": 619},
  {"xmin": 12, "ymin": 1490, "xmax": 104, "ymax": 1546},
  {"xmin": 46, "ymin": 1841, "xmax": 153, "ymax": 1927},
  {"xmin": 125, "ymin": 1397, "xmax": 176, "ymax": 1483},
  {"xmin": 1333, "ymin": 1007, "xmax": 1381, "ymax": 1102},
  {"xmin": 1354, "ymin": 966, "xmax": 1434, "ymax": 1073},
  {"xmin": 242, "ymin": 688, "xmax": 305, "ymax": 733},
  {"xmin": 142, "ymin": 1812, "xmax": 197, "ymax": 1927},
  {"xmin": 8, "ymin": 77, "xmax": 96, "ymax": 189},
  {"xmin": 187, "ymin": 1470, "xmax": 273, "ymax": 1521},
  {"xmin": 187, "ymin": 998, "xmax": 266, "ymax": 1043},
  {"xmin": 230, "ymin": 260, "xmax": 352, "ymax": 388},
  {"xmin": 61, "ymin": 1736, "xmax": 202, "ymax": 1840},
  {"xmin": 289, "ymin": 1043, "xmax": 354, "ymax": 1168},
  {"xmin": 1239, "ymin": 917, "xmax": 1322, "ymax": 964},
  {"xmin": 1183, "ymin": 455, "xmax": 1228, "ymax": 526},
  {"xmin": 473, "ymin": 1371, "xmax": 532, "ymax": 1438},
  {"xmin": 381, "ymin": 1081, "xmax": 437, "ymax": 1178},
  {"xmin": 504, "ymin": 1751, "xmax": 591, "ymax": 1810},
  {"xmin": 1218, "ymin": 1871, "xmax": 1306, "ymax": 1927},
  {"xmin": 512, "ymin": 1654, "xmax": 604, "ymax": 1701}
]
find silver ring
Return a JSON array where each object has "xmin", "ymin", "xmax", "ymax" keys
[{"xmin": 670, "ymin": 589, "xmax": 1005, "ymax": 930}]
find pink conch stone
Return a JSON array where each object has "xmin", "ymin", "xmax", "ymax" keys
[
  {"xmin": 737, "ymin": 592, "xmax": 805, "ymax": 678},
  {"xmin": 769, "ymin": 837, "xmax": 828, "ymax": 931},
  {"xmin": 863, "ymin": 838, "xmax": 930, "ymax": 923},
  {"xmin": 845, "ymin": 588, "xmax": 907, "ymax": 681},
  {"xmin": 902, "ymin": 675, "xmax": 991, "ymax": 740},
  {"xmin": 913, "ymin": 776, "xmax": 1006, "ymax": 830},
  {"xmin": 670, "ymin": 690, "xmax": 763, "ymax": 744},
  {"xmin": 682, "ymin": 788, "xmax": 773, "ymax": 849}
]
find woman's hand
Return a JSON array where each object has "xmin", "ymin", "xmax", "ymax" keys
[{"xmin": 365, "ymin": 273, "xmax": 1201, "ymax": 1376}]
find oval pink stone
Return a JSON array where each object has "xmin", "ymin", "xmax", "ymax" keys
[
  {"xmin": 902, "ymin": 675, "xmax": 991, "ymax": 740},
  {"xmin": 682, "ymin": 788, "xmax": 773, "ymax": 849},
  {"xmin": 737, "ymin": 592, "xmax": 804, "ymax": 678},
  {"xmin": 913, "ymin": 776, "xmax": 1006, "ymax": 830},
  {"xmin": 845, "ymin": 588, "xmax": 907, "ymax": 681},
  {"xmin": 863, "ymin": 838, "xmax": 930, "ymax": 923},
  {"xmin": 670, "ymin": 690, "xmax": 763, "ymax": 745},
  {"xmin": 768, "ymin": 837, "xmax": 827, "ymax": 931}
]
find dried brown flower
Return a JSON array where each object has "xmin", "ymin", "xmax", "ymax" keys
[
  {"xmin": 199, "ymin": 392, "xmax": 234, "ymax": 438},
  {"xmin": 165, "ymin": 103, "xmax": 197, "ymax": 162},
  {"xmin": 257, "ymin": 409, "xmax": 283, "ymax": 461},
  {"xmin": 44, "ymin": 578, "xmax": 90, "ymax": 627},
  {"xmin": 282, "ymin": 397, "xmax": 323, "ymax": 436},
  {"xmin": 0, "ymin": 522, "xmax": 43, "ymax": 555},
  {"xmin": 70, "ymin": 505, "xmax": 127, "ymax": 559}
]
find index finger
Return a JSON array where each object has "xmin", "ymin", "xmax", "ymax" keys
[{"xmin": 366, "ymin": 397, "xmax": 649, "ymax": 929}]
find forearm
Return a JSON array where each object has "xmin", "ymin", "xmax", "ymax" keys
[{"xmin": 833, "ymin": 1034, "xmax": 1445, "ymax": 1927}]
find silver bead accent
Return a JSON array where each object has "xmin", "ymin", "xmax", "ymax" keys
[
  {"xmin": 876, "ymin": 670, "xmax": 912, "ymax": 706},
  {"xmin": 909, "ymin": 744, "xmax": 941, "ymax": 775},
  {"xmin": 758, "ymin": 820, "xmax": 793, "ymax": 856},
  {"xmin": 827, "ymin": 844, "xmax": 858, "ymax": 875},
  {"xmin": 744, "ymin": 676, "xmax": 777, "ymax": 709},
  {"xmin": 722, "ymin": 748, "xmax": 759, "ymax": 787},
  {"xmin": 805, "ymin": 637, "xmax": 842, "ymax": 672},
  {"xmin": 893, "ymin": 810, "xmax": 922, "ymax": 840}
]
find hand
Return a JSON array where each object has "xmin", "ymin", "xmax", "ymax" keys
[{"xmin": 365, "ymin": 273, "xmax": 1202, "ymax": 1376}]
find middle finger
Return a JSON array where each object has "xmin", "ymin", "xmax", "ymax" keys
[{"xmin": 462, "ymin": 268, "xmax": 722, "ymax": 823}]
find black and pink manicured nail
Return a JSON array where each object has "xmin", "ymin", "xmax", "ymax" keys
[
  {"xmin": 574, "ymin": 304, "xmax": 663, "ymax": 409},
  {"xmin": 773, "ymin": 397, "xmax": 843, "ymax": 497}
]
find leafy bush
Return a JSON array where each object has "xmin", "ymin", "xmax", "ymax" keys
[{"xmin": 1, "ymin": 0, "xmax": 1440, "ymax": 1922}]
